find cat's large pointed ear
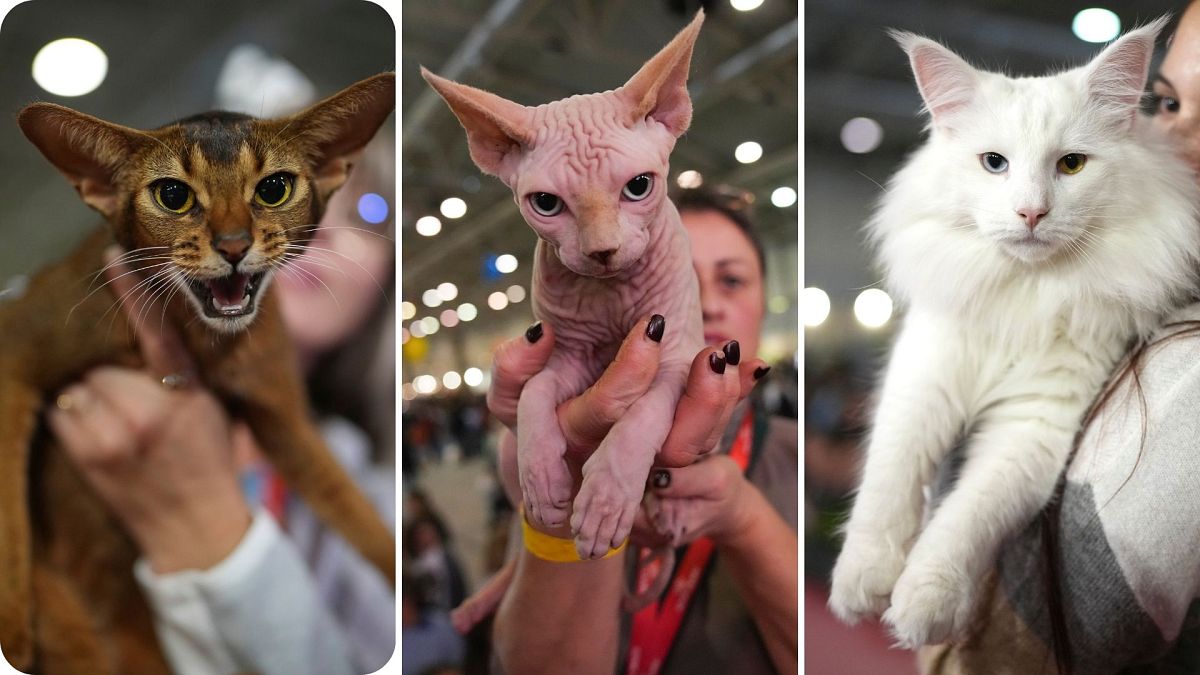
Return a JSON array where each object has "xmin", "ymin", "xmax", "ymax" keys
[
  {"xmin": 421, "ymin": 68, "xmax": 534, "ymax": 180},
  {"xmin": 286, "ymin": 72, "xmax": 396, "ymax": 198},
  {"xmin": 18, "ymin": 104, "xmax": 149, "ymax": 218},
  {"xmin": 891, "ymin": 31, "xmax": 979, "ymax": 130},
  {"xmin": 619, "ymin": 10, "xmax": 704, "ymax": 137},
  {"xmin": 1084, "ymin": 18, "xmax": 1166, "ymax": 124}
]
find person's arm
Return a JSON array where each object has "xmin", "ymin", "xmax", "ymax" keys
[
  {"xmin": 45, "ymin": 247, "xmax": 356, "ymax": 675},
  {"xmin": 484, "ymin": 319, "xmax": 764, "ymax": 674},
  {"xmin": 647, "ymin": 458, "xmax": 798, "ymax": 674}
]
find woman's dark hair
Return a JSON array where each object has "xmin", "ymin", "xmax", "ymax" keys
[{"xmin": 673, "ymin": 184, "xmax": 767, "ymax": 277}]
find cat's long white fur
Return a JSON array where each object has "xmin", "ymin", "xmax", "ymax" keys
[{"xmin": 830, "ymin": 18, "xmax": 1200, "ymax": 647}]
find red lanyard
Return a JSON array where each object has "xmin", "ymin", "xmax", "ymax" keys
[{"xmin": 626, "ymin": 411, "xmax": 754, "ymax": 675}]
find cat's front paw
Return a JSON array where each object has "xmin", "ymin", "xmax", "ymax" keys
[
  {"xmin": 570, "ymin": 464, "xmax": 642, "ymax": 559},
  {"xmin": 828, "ymin": 533, "xmax": 906, "ymax": 624},
  {"xmin": 882, "ymin": 561, "xmax": 974, "ymax": 648}
]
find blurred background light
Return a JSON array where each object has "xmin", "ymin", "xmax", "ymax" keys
[
  {"xmin": 420, "ymin": 316, "xmax": 440, "ymax": 334},
  {"xmin": 32, "ymin": 38, "xmax": 108, "ymax": 97},
  {"xmin": 410, "ymin": 320, "xmax": 427, "ymax": 338},
  {"xmin": 768, "ymin": 295, "xmax": 790, "ymax": 314},
  {"xmin": 463, "ymin": 367, "xmax": 484, "ymax": 387},
  {"xmin": 1072, "ymin": 8, "xmax": 1120, "ymax": 43},
  {"xmin": 487, "ymin": 291, "xmax": 509, "ymax": 310},
  {"xmin": 505, "ymin": 284, "xmax": 525, "ymax": 303},
  {"xmin": 442, "ymin": 371, "xmax": 462, "ymax": 390},
  {"xmin": 356, "ymin": 193, "xmax": 389, "ymax": 224},
  {"xmin": 401, "ymin": 301, "xmax": 416, "ymax": 320},
  {"xmin": 731, "ymin": 0, "xmax": 764, "ymax": 10},
  {"xmin": 457, "ymin": 303, "xmax": 478, "ymax": 321},
  {"xmin": 416, "ymin": 215, "xmax": 442, "ymax": 237},
  {"xmin": 436, "ymin": 282, "xmax": 458, "ymax": 301},
  {"xmin": 440, "ymin": 197, "xmax": 467, "ymax": 219},
  {"xmin": 854, "ymin": 289, "xmax": 893, "ymax": 328},
  {"xmin": 840, "ymin": 117, "xmax": 884, "ymax": 154},
  {"xmin": 734, "ymin": 141, "xmax": 763, "ymax": 164},
  {"xmin": 413, "ymin": 375, "xmax": 438, "ymax": 395},
  {"xmin": 439, "ymin": 308, "xmax": 459, "ymax": 327},
  {"xmin": 676, "ymin": 170, "xmax": 704, "ymax": 189},
  {"xmin": 421, "ymin": 289, "xmax": 442, "ymax": 308},
  {"xmin": 495, "ymin": 254, "xmax": 518, "ymax": 274},
  {"xmin": 771, "ymin": 187, "xmax": 797, "ymax": 208},
  {"xmin": 803, "ymin": 287, "xmax": 831, "ymax": 327}
]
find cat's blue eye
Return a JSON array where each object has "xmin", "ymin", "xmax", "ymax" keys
[
  {"xmin": 980, "ymin": 152, "xmax": 1008, "ymax": 174},
  {"xmin": 622, "ymin": 174, "xmax": 653, "ymax": 201},
  {"xmin": 529, "ymin": 192, "xmax": 564, "ymax": 217}
]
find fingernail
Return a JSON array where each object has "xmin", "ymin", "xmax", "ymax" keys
[
  {"xmin": 651, "ymin": 470, "xmax": 670, "ymax": 489},
  {"xmin": 525, "ymin": 321, "xmax": 544, "ymax": 343},
  {"xmin": 723, "ymin": 340, "xmax": 741, "ymax": 366},
  {"xmin": 646, "ymin": 314, "xmax": 665, "ymax": 342},
  {"xmin": 753, "ymin": 366, "xmax": 771, "ymax": 380},
  {"xmin": 709, "ymin": 352, "xmax": 726, "ymax": 374}
]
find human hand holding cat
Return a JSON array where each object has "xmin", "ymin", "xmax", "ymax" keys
[{"xmin": 47, "ymin": 246, "xmax": 253, "ymax": 574}]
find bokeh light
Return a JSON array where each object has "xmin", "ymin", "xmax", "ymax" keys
[
  {"xmin": 457, "ymin": 303, "xmax": 478, "ymax": 321},
  {"xmin": 771, "ymin": 187, "xmax": 798, "ymax": 208},
  {"xmin": 495, "ymin": 254, "xmax": 518, "ymax": 274},
  {"xmin": 506, "ymin": 284, "xmax": 526, "ymax": 303},
  {"xmin": 1072, "ymin": 8, "xmax": 1120, "ymax": 43},
  {"xmin": 416, "ymin": 216, "xmax": 442, "ymax": 237},
  {"xmin": 840, "ymin": 117, "xmax": 884, "ymax": 154},
  {"xmin": 854, "ymin": 289, "xmax": 893, "ymax": 328},
  {"xmin": 803, "ymin": 287, "xmax": 831, "ymax": 327},
  {"xmin": 440, "ymin": 197, "xmax": 467, "ymax": 219},
  {"xmin": 488, "ymin": 292, "xmax": 509, "ymax": 311},
  {"xmin": 734, "ymin": 141, "xmax": 763, "ymax": 164},
  {"xmin": 357, "ymin": 193, "xmax": 389, "ymax": 224},
  {"xmin": 32, "ymin": 38, "xmax": 108, "ymax": 97},
  {"xmin": 676, "ymin": 170, "xmax": 703, "ymax": 189}
]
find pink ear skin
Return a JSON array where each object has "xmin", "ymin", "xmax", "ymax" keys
[
  {"xmin": 619, "ymin": 10, "xmax": 705, "ymax": 137},
  {"xmin": 890, "ymin": 31, "xmax": 978, "ymax": 131},
  {"xmin": 16, "ymin": 104, "xmax": 149, "ymax": 218},
  {"xmin": 1084, "ymin": 18, "xmax": 1167, "ymax": 127},
  {"xmin": 420, "ymin": 67, "xmax": 534, "ymax": 181}
]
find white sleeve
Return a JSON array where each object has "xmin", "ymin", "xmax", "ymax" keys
[{"xmin": 134, "ymin": 508, "xmax": 357, "ymax": 675}]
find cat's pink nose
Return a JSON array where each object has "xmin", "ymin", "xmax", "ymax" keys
[
  {"xmin": 214, "ymin": 232, "xmax": 252, "ymax": 265},
  {"xmin": 1016, "ymin": 207, "xmax": 1048, "ymax": 230},
  {"xmin": 588, "ymin": 248, "xmax": 618, "ymax": 266}
]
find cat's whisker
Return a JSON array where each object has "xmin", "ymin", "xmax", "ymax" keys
[
  {"xmin": 272, "ymin": 259, "xmax": 342, "ymax": 307},
  {"xmin": 67, "ymin": 261, "xmax": 176, "ymax": 328},
  {"xmin": 282, "ymin": 244, "xmax": 389, "ymax": 300}
]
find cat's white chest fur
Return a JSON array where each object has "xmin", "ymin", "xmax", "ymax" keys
[{"xmin": 829, "ymin": 19, "xmax": 1200, "ymax": 647}]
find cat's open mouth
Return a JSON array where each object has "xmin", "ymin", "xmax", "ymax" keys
[{"xmin": 188, "ymin": 272, "xmax": 266, "ymax": 319}]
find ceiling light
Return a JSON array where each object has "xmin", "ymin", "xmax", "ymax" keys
[
  {"xmin": 803, "ymin": 287, "xmax": 831, "ymax": 327},
  {"xmin": 420, "ymin": 316, "xmax": 440, "ymax": 334},
  {"xmin": 413, "ymin": 375, "xmax": 438, "ymax": 394},
  {"xmin": 464, "ymin": 367, "xmax": 484, "ymax": 387},
  {"xmin": 416, "ymin": 216, "xmax": 442, "ymax": 236},
  {"xmin": 440, "ymin": 197, "xmax": 467, "ymax": 219},
  {"xmin": 495, "ymin": 254, "xmax": 518, "ymax": 274},
  {"xmin": 437, "ymin": 282, "xmax": 458, "ymax": 301},
  {"xmin": 401, "ymin": 301, "xmax": 417, "ymax": 320},
  {"xmin": 734, "ymin": 141, "xmax": 763, "ymax": 164},
  {"xmin": 32, "ymin": 38, "xmax": 108, "ymax": 97},
  {"xmin": 488, "ymin": 292, "xmax": 509, "ymax": 310},
  {"xmin": 730, "ymin": 0, "xmax": 764, "ymax": 10},
  {"xmin": 440, "ymin": 308, "xmax": 459, "ymax": 328},
  {"xmin": 676, "ymin": 170, "xmax": 703, "ymax": 189},
  {"xmin": 410, "ymin": 320, "xmax": 427, "ymax": 338},
  {"xmin": 357, "ymin": 193, "xmax": 389, "ymax": 224},
  {"xmin": 853, "ymin": 289, "xmax": 893, "ymax": 328},
  {"xmin": 1072, "ymin": 8, "xmax": 1120, "ymax": 43},
  {"xmin": 457, "ymin": 303, "xmax": 478, "ymax": 321},
  {"xmin": 840, "ymin": 117, "xmax": 884, "ymax": 154},
  {"xmin": 421, "ymin": 289, "xmax": 443, "ymax": 308},
  {"xmin": 771, "ymin": 187, "xmax": 797, "ymax": 208},
  {"xmin": 443, "ymin": 371, "xmax": 462, "ymax": 390},
  {"xmin": 506, "ymin": 284, "xmax": 526, "ymax": 303}
]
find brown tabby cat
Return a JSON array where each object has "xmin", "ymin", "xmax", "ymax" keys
[{"xmin": 0, "ymin": 73, "xmax": 395, "ymax": 673}]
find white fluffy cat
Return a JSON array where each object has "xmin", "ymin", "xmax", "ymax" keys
[{"xmin": 829, "ymin": 19, "xmax": 1200, "ymax": 647}]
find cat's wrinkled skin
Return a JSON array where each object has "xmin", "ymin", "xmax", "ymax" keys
[
  {"xmin": 424, "ymin": 14, "xmax": 706, "ymax": 559},
  {"xmin": 829, "ymin": 20, "xmax": 1200, "ymax": 647},
  {"xmin": 0, "ymin": 73, "xmax": 394, "ymax": 673}
]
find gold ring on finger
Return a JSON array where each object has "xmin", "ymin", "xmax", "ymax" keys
[{"xmin": 160, "ymin": 372, "xmax": 191, "ymax": 391}]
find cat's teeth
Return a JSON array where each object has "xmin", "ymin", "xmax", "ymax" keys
[{"xmin": 210, "ymin": 293, "xmax": 250, "ymax": 315}]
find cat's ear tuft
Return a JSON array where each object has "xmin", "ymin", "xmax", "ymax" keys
[
  {"xmin": 619, "ymin": 10, "xmax": 704, "ymax": 137},
  {"xmin": 18, "ymin": 103, "xmax": 148, "ymax": 218},
  {"xmin": 288, "ymin": 72, "xmax": 396, "ymax": 198},
  {"xmin": 1084, "ymin": 18, "xmax": 1167, "ymax": 123},
  {"xmin": 421, "ymin": 68, "xmax": 533, "ymax": 180},
  {"xmin": 891, "ymin": 30, "xmax": 979, "ymax": 129}
]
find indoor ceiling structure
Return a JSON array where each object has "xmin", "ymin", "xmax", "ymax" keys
[
  {"xmin": 804, "ymin": 0, "xmax": 1182, "ymax": 369},
  {"xmin": 401, "ymin": 0, "xmax": 799, "ymax": 383}
]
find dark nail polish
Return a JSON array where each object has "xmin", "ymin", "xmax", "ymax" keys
[
  {"xmin": 753, "ymin": 366, "xmax": 771, "ymax": 380},
  {"xmin": 723, "ymin": 340, "xmax": 741, "ymax": 366},
  {"xmin": 525, "ymin": 321, "xmax": 544, "ymax": 343},
  {"xmin": 646, "ymin": 314, "xmax": 665, "ymax": 342},
  {"xmin": 709, "ymin": 352, "xmax": 726, "ymax": 374},
  {"xmin": 652, "ymin": 470, "xmax": 670, "ymax": 489}
]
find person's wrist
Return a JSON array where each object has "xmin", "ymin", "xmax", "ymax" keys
[{"xmin": 137, "ymin": 489, "xmax": 252, "ymax": 573}]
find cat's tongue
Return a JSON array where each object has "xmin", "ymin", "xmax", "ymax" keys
[{"xmin": 208, "ymin": 274, "xmax": 249, "ymax": 313}]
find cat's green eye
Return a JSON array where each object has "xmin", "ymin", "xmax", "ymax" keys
[
  {"xmin": 1057, "ymin": 154, "xmax": 1086, "ymax": 175},
  {"xmin": 153, "ymin": 179, "xmax": 195, "ymax": 214},
  {"xmin": 254, "ymin": 173, "xmax": 294, "ymax": 207}
]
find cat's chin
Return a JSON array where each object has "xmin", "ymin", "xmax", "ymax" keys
[{"xmin": 998, "ymin": 235, "xmax": 1062, "ymax": 265}]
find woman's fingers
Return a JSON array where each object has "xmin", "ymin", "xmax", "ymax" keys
[
  {"xmin": 102, "ymin": 245, "xmax": 196, "ymax": 379},
  {"xmin": 487, "ymin": 321, "xmax": 556, "ymax": 428},
  {"xmin": 557, "ymin": 315, "xmax": 663, "ymax": 454},
  {"xmin": 656, "ymin": 343, "xmax": 742, "ymax": 467}
]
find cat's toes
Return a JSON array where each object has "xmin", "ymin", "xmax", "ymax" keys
[
  {"xmin": 571, "ymin": 476, "xmax": 638, "ymax": 559},
  {"xmin": 828, "ymin": 534, "xmax": 906, "ymax": 624},
  {"xmin": 882, "ymin": 563, "xmax": 974, "ymax": 648}
]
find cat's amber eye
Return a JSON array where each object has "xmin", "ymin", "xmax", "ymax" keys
[
  {"xmin": 622, "ymin": 174, "xmax": 653, "ymax": 201},
  {"xmin": 529, "ymin": 192, "xmax": 564, "ymax": 217},
  {"xmin": 254, "ymin": 173, "xmax": 294, "ymax": 207},
  {"xmin": 1057, "ymin": 154, "xmax": 1087, "ymax": 175},
  {"xmin": 980, "ymin": 152, "xmax": 1008, "ymax": 174},
  {"xmin": 153, "ymin": 179, "xmax": 195, "ymax": 214}
]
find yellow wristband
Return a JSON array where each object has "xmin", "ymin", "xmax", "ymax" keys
[{"xmin": 521, "ymin": 510, "xmax": 627, "ymax": 562}]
